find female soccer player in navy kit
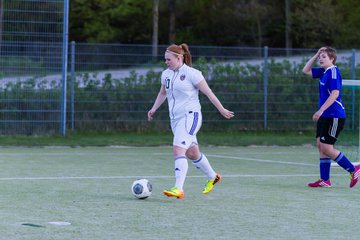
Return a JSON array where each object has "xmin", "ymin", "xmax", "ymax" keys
[
  {"xmin": 148, "ymin": 43, "xmax": 234, "ymax": 198},
  {"xmin": 303, "ymin": 46, "xmax": 360, "ymax": 188}
]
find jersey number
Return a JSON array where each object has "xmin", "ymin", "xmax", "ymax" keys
[{"xmin": 165, "ymin": 78, "xmax": 170, "ymax": 89}]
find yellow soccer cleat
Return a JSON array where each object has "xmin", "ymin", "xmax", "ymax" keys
[
  {"xmin": 202, "ymin": 174, "xmax": 222, "ymax": 194},
  {"xmin": 163, "ymin": 187, "xmax": 184, "ymax": 199}
]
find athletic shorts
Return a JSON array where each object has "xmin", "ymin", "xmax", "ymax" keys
[
  {"xmin": 171, "ymin": 111, "xmax": 202, "ymax": 149},
  {"xmin": 316, "ymin": 117, "xmax": 345, "ymax": 145}
]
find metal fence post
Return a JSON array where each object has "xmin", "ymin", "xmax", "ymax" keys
[
  {"xmin": 70, "ymin": 41, "xmax": 75, "ymax": 131},
  {"xmin": 350, "ymin": 49, "xmax": 356, "ymax": 130},
  {"xmin": 352, "ymin": 49, "xmax": 356, "ymax": 79},
  {"xmin": 60, "ymin": 0, "xmax": 69, "ymax": 136},
  {"xmin": 352, "ymin": 49, "xmax": 360, "ymax": 161},
  {"xmin": 263, "ymin": 46, "xmax": 268, "ymax": 129}
]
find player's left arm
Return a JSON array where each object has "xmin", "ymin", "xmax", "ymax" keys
[
  {"xmin": 196, "ymin": 79, "xmax": 234, "ymax": 119},
  {"xmin": 312, "ymin": 89, "xmax": 339, "ymax": 121}
]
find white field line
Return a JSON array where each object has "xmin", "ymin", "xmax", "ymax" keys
[
  {"xmin": 0, "ymin": 152, "xmax": 317, "ymax": 167},
  {"xmin": 0, "ymin": 148, "xmax": 315, "ymax": 156},
  {"xmin": 0, "ymin": 152, "xmax": 321, "ymax": 181},
  {"xmin": 0, "ymin": 152, "xmax": 314, "ymax": 157},
  {"xmin": 0, "ymin": 174, "xmax": 348, "ymax": 181},
  {"xmin": 0, "ymin": 152, "xmax": 316, "ymax": 166},
  {"xmin": 207, "ymin": 154, "xmax": 317, "ymax": 166}
]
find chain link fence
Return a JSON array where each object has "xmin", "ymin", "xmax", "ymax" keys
[
  {"xmin": 65, "ymin": 44, "xmax": 359, "ymax": 133},
  {"xmin": 0, "ymin": 5, "xmax": 359, "ymax": 135},
  {"xmin": 0, "ymin": 0, "xmax": 68, "ymax": 135}
]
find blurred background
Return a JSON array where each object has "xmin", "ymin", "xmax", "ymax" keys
[{"xmin": 0, "ymin": 0, "xmax": 359, "ymax": 138}]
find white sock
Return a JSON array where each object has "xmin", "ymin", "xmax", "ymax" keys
[
  {"xmin": 192, "ymin": 153, "xmax": 216, "ymax": 180},
  {"xmin": 174, "ymin": 156, "xmax": 188, "ymax": 190}
]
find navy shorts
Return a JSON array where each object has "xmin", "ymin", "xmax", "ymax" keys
[{"xmin": 316, "ymin": 117, "xmax": 345, "ymax": 145}]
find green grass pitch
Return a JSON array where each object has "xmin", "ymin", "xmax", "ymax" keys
[{"xmin": 0, "ymin": 146, "xmax": 359, "ymax": 240}]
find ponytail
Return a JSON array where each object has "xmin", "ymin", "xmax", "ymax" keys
[
  {"xmin": 166, "ymin": 43, "xmax": 193, "ymax": 67},
  {"xmin": 179, "ymin": 43, "xmax": 192, "ymax": 67}
]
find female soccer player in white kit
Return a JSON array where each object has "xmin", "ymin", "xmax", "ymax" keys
[{"xmin": 148, "ymin": 43, "xmax": 234, "ymax": 199}]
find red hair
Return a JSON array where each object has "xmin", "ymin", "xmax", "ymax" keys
[{"xmin": 166, "ymin": 43, "xmax": 192, "ymax": 67}]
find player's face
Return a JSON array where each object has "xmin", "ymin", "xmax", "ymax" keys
[
  {"xmin": 319, "ymin": 52, "xmax": 334, "ymax": 68},
  {"xmin": 165, "ymin": 52, "xmax": 181, "ymax": 70}
]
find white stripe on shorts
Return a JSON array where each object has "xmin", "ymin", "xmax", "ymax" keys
[{"xmin": 330, "ymin": 118, "xmax": 338, "ymax": 137}]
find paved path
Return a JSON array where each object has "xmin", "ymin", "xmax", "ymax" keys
[{"xmin": 1, "ymin": 50, "xmax": 359, "ymax": 89}]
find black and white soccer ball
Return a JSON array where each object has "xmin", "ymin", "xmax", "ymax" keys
[{"xmin": 131, "ymin": 178, "xmax": 152, "ymax": 199}]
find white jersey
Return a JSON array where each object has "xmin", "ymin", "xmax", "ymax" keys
[{"xmin": 161, "ymin": 64, "xmax": 204, "ymax": 120}]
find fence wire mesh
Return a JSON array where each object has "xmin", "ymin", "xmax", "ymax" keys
[
  {"xmin": 0, "ymin": 0, "xmax": 65, "ymax": 134},
  {"xmin": 0, "ymin": 2, "xmax": 360, "ymax": 138}
]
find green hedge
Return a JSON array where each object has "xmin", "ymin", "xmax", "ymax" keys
[{"xmin": 0, "ymin": 57, "xmax": 359, "ymax": 134}]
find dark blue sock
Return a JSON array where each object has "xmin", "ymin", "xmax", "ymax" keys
[
  {"xmin": 320, "ymin": 158, "xmax": 331, "ymax": 181},
  {"xmin": 334, "ymin": 152, "xmax": 355, "ymax": 173}
]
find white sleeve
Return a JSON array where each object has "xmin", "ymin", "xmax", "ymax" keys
[
  {"xmin": 191, "ymin": 69, "xmax": 205, "ymax": 85},
  {"xmin": 160, "ymin": 71, "xmax": 166, "ymax": 85}
]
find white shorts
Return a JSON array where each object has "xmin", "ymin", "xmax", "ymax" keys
[{"xmin": 171, "ymin": 111, "xmax": 202, "ymax": 149}]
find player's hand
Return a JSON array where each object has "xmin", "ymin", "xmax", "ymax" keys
[
  {"xmin": 312, "ymin": 110, "xmax": 323, "ymax": 122},
  {"xmin": 220, "ymin": 109, "xmax": 234, "ymax": 119},
  {"xmin": 147, "ymin": 110, "xmax": 155, "ymax": 121},
  {"xmin": 316, "ymin": 47, "xmax": 327, "ymax": 56}
]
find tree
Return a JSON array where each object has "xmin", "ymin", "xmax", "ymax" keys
[
  {"xmin": 67, "ymin": 0, "xmax": 360, "ymax": 48},
  {"xmin": 333, "ymin": 0, "xmax": 360, "ymax": 48},
  {"xmin": 69, "ymin": 0, "xmax": 153, "ymax": 43},
  {"xmin": 285, "ymin": 0, "xmax": 292, "ymax": 54},
  {"xmin": 175, "ymin": 0, "xmax": 252, "ymax": 45},
  {"xmin": 291, "ymin": 0, "xmax": 341, "ymax": 48},
  {"xmin": 168, "ymin": 0, "xmax": 176, "ymax": 43},
  {"xmin": 0, "ymin": 0, "xmax": 3, "ymax": 55},
  {"xmin": 152, "ymin": 0, "xmax": 159, "ymax": 61},
  {"xmin": 245, "ymin": 0, "xmax": 269, "ymax": 48}
]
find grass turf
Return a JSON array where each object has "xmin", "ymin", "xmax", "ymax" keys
[
  {"xmin": 0, "ymin": 131, "xmax": 316, "ymax": 147},
  {"xmin": 0, "ymin": 146, "xmax": 359, "ymax": 240}
]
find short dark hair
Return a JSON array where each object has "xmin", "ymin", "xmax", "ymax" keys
[{"xmin": 325, "ymin": 46, "xmax": 337, "ymax": 64}]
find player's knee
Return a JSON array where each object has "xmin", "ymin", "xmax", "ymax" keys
[
  {"xmin": 185, "ymin": 149, "xmax": 200, "ymax": 160},
  {"xmin": 185, "ymin": 144, "xmax": 200, "ymax": 160},
  {"xmin": 185, "ymin": 151, "xmax": 196, "ymax": 160},
  {"xmin": 319, "ymin": 144, "xmax": 333, "ymax": 156},
  {"xmin": 173, "ymin": 146, "xmax": 186, "ymax": 158}
]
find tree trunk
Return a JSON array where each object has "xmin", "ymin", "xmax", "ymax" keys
[
  {"xmin": 152, "ymin": 0, "xmax": 159, "ymax": 62},
  {"xmin": 168, "ymin": 0, "xmax": 175, "ymax": 43},
  {"xmin": 285, "ymin": 0, "xmax": 292, "ymax": 56},
  {"xmin": 0, "ymin": 0, "xmax": 3, "ymax": 56}
]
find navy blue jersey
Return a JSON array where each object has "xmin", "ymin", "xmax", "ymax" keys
[{"xmin": 312, "ymin": 66, "xmax": 345, "ymax": 118}]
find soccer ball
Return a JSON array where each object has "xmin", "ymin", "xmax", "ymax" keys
[{"xmin": 131, "ymin": 178, "xmax": 152, "ymax": 199}]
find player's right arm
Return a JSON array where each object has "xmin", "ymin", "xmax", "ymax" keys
[
  {"xmin": 302, "ymin": 47, "xmax": 327, "ymax": 76},
  {"xmin": 148, "ymin": 85, "xmax": 167, "ymax": 121}
]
